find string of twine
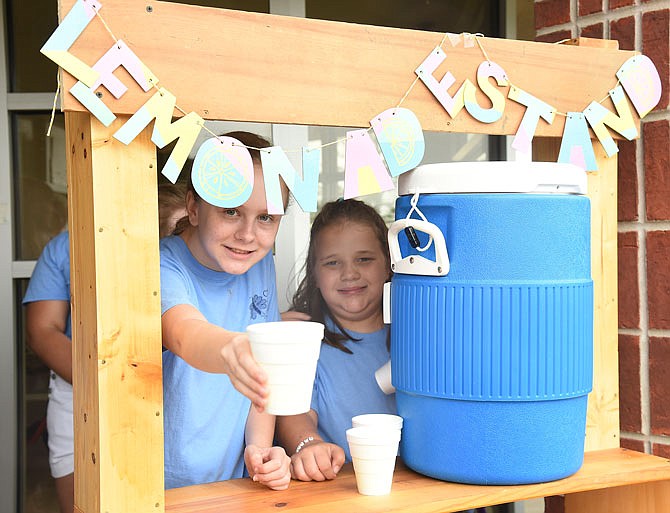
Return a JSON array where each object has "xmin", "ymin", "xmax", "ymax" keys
[
  {"xmin": 47, "ymin": 6, "xmax": 624, "ymax": 148},
  {"xmin": 95, "ymin": 6, "xmax": 118, "ymax": 43},
  {"xmin": 47, "ymin": 72, "xmax": 61, "ymax": 137}
]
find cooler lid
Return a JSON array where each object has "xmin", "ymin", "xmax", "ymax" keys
[{"xmin": 398, "ymin": 161, "xmax": 588, "ymax": 195}]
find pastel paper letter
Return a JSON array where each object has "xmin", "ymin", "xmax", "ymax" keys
[
  {"xmin": 260, "ymin": 146, "xmax": 320, "ymax": 214},
  {"xmin": 415, "ymin": 47, "xmax": 470, "ymax": 118},
  {"xmin": 40, "ymin": 0, "xmax": 101, "ymax": 87},
  {"xmin": 370, "ymin": 108, "xmax": 425, "ymax": 177},
  {"xmin": 344, "ymin": 130, "xmax": 394, "ymax": 199},
  {"xmin": 113, "ymin": 87, "xmax": 203, "ymax": 183},
  {"xmin": 463, "ymin": 61, "xmax": 508, "ymax": 124},
  {"xmin": 69, "ymin": 81, "xmax": 116, "ymax": 126},
  {"xmin": 584, "ymin": 85, "xmax": 638, "ymax": 158},
  {"xmin": 192, "ymin": 136, "xmax": 253, "ymax": 208},
  {"xmin": 508, "ymin": 85, "xmax": 556, "ymax": 154},
  {"xmin": 558, "ymin": 112, "xmax": 598, "ymax": 172},
  {"xmin": 69, "ymin": 40, "xmax": 159, "ymax": 127},
  {"xmin": 616, "ymin": 55, "xmax": 662, "ymax": 118}
]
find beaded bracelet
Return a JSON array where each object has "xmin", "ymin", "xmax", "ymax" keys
[{"xmin": 295, "ymin": 436, "xmax": 315, "ymax": 454}]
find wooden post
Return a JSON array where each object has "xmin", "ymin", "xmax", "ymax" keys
[
  {"xmin": 562, "ymin": 37, "xmax": 621, "ymax": 452},
  {"xmin": 534, "ymin": 138, "xmax": 620, "ymax": 452},
  {"xmin": 66, "ymin": 112, "xmax": 164, "ymax": 513},
  {"xmin": 534, "ymin": 38, "xmax": 623, "ymax": 513}
]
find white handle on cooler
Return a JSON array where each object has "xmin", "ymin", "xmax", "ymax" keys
[{"xmin": 388, "ymin": 218, "xmax": 450, "ymax": 276}]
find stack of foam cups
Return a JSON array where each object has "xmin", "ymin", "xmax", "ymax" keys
[{"xmin": 346, "ymin": 414, "xmax": 403, "ymax": 495}]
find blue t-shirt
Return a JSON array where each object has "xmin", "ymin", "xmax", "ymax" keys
[
  {"xmin": 23, "ymin": 230, "xmax": 71, "ymax": 337},
  {"xmin": 22, "ymin": 230, "xmax": 73, "ymax": 400},
  {"xmin": 310, "ymin": 321, "xmax": 397, "ymax": 462},
  {"xmin": 160, "ymin": 235, "xmax": 280, "ymax": 489}
]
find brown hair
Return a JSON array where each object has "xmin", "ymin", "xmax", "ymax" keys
[
  {"xmin": 290, "ymin": 198, "xmax": 391, "ymax": 353},
  {"xmin": 158, "ymin": 182, "xmax": 187, "ymax": 238}
]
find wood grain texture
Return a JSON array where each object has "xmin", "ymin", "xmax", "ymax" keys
[
  {"xmin": 66, "ymin": 112, "xmax": 164, "ymax": 513},
  {"xmin": 534, "ymin": 136, "xmax": 620, "ymax": 452},
  {"xmin": 165, "ymin": 449, "xmax": 670, "ymax": 513},
  {"xmin": 583, "ymin": 143, "xmax": 621, "ymax": 452},
  {"xmin": 565, "ymin": 480, "xmax": 670, "ymax": 513},
  {"xmin": 58, "ymin": 1, "xmax": 637, "ymax": 136}
]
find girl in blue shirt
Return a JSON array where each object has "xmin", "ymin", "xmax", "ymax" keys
[
  {"xmin": 276, "ymin": 199, "xmax": 396, "ymax": 481},
  {"xmin": 160, "ymin": 131, "xmax": 290, "ymax": 490}
]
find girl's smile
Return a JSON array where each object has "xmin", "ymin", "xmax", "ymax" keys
[
  {"xmin": 314, "ymin": 220, "xmax": 389, "ymax": 333},
  {"xmin": 182, "ymin": 164, "xmax": 283, "ymax": 274}
]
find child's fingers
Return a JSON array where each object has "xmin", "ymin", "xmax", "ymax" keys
[
  {"xmin": 250, "ymin": 447, "xmax": 289, "ymax": 472},
  {"xmin": 229, "ymin": 377, "xmax": 267, "ymax": 412},
  {"xmin": 220, "ymin": 335, "xmax": 268, "ymax": 409},
  {"xmin": 255, "ymin": 470, "xmax": 291, "ymax": 490},
  {"xmin": 244, "ymin": 445, "xmax": 264, "ymax": 470},
  {"xmin": 313, "ymin": 449, "xmax": 339, "ymax": 480},
  {"xmin": 261, "ymin": 475, "xmax": 291, "ymax": 490},
  {"xmin": 253, "ymin": 457, "xmax": 281, "ymax": 475},
  {"xmin": 289, "ymin": 455, "xmax": 320, "ymax": 481},
  {"xmin": 293, "ymin": 452, "xmax": 329, "ymax": 481},
  {"xmin": 250, "ymin": 448, "xmax": 291, "ymax": 490},
  {"xmin": 236, "ymin": 343, "xmax": 268, "ymax": 385},
  {"xmin": 289, "ymin": 456, "xmax": 309, "ymax": 481},
  {"xmin": 329, "ymin": 445, "xmax": 346, "ymax": 475},
  {"xmin": 253, "ymin": 465, "xmax": 290, "ymax": 485}
]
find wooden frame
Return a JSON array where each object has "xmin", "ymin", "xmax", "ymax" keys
[{"xmin": 56, "ymin": 1, "xmax": 669, "ymax": 512}]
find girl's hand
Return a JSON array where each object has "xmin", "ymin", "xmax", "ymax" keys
[
  {"xmin": 289, "ymin": 441, "xmax": 345, "ymax": 481},
  {"xmin": 220, "ymin": 333, "xmax": 269, "ymax": 412},
  {"xmin": 245, "ymin": 445, "xmax": 291, "ymax": 491},
  {"xmin": 280, "ymin": 310, "xmax": 312, "ymax": 322}
]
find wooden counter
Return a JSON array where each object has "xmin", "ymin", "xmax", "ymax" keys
[{"xmin": 165, "ymin": 448, "xmax": 670, "ymax": 513}]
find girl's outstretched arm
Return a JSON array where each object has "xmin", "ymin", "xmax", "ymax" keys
[
  {"xmin": 162, "ymin": 303, "xmax": 269, "ymax": 410},
  {"xmin": 275, "ymin": 410, "xmax": 345, "ymax": 481},
  {"xmin": 245, "ymin": 409, "xmax": 291, "ymax": 490}
]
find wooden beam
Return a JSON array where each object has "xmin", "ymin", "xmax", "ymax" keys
[
  {"xmin": 59, "ymin": 0, "xmax": 637, "ymax": 136},
  {"xmin": 66, "ymin": 111, "xmax": 164, "ymax": 513},
  {"xmin": 565, "ymin": 480, "xmax": 670, "ymax": 513}
]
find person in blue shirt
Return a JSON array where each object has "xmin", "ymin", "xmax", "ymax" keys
[
  {"xmin": 23, "ymin": 230, "xmax": 73, "ymax": 513},
  {"xmin": 22, "ymin": 183, "xmax": 187, "ymax": 513},
  {"xmin": 276, "ymin": 198, "xmax": 396, "ymax": 481},
  {"xmin": 160, "ymin": 131, "xmax": 290, "ymax": 490}
]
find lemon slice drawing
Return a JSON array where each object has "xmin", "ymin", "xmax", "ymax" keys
[
  {"xmin": 192, "ymin": 136, "xmax": 254, "ymax": 207},
  {"xmin": 371, "ymin": 108, "xmax": 425, "ymax": 177},
  {"xmin": 381, "ymin": 117, "xmax": 415, "ymax": 168}
]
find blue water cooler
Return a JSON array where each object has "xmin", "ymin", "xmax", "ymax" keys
[{"xmin": 388, "ymin": 162, "xmax": 593, "ymax": 485}]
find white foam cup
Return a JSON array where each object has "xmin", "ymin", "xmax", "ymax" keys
[
  {"xmin": 346, "ymin": 426, "xmax": 401, "ymax": 496},
  {"xmin": 374, "ymin": 359, "xmax": 396, "ymax": 394},
  {"xmin": 247, "ymin": 321, "xmax": 324, "ymax": 415},
  {"xmin": 352, "ymin": 413, "xmax": 403, "ymax": 431}
]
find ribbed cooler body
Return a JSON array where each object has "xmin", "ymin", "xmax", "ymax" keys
[{"xmin": 391, "ymin": 193, "xmax": 593, "ymax": 484}]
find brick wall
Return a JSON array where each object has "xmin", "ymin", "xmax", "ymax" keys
[{"xmin": 535, "ymin": 0, "xmax": 670, "ymax": 459}]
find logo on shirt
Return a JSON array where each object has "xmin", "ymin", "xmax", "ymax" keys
[{"xmin": 249, "ymin": 290, "xmax": 269, "ymax": 320}]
